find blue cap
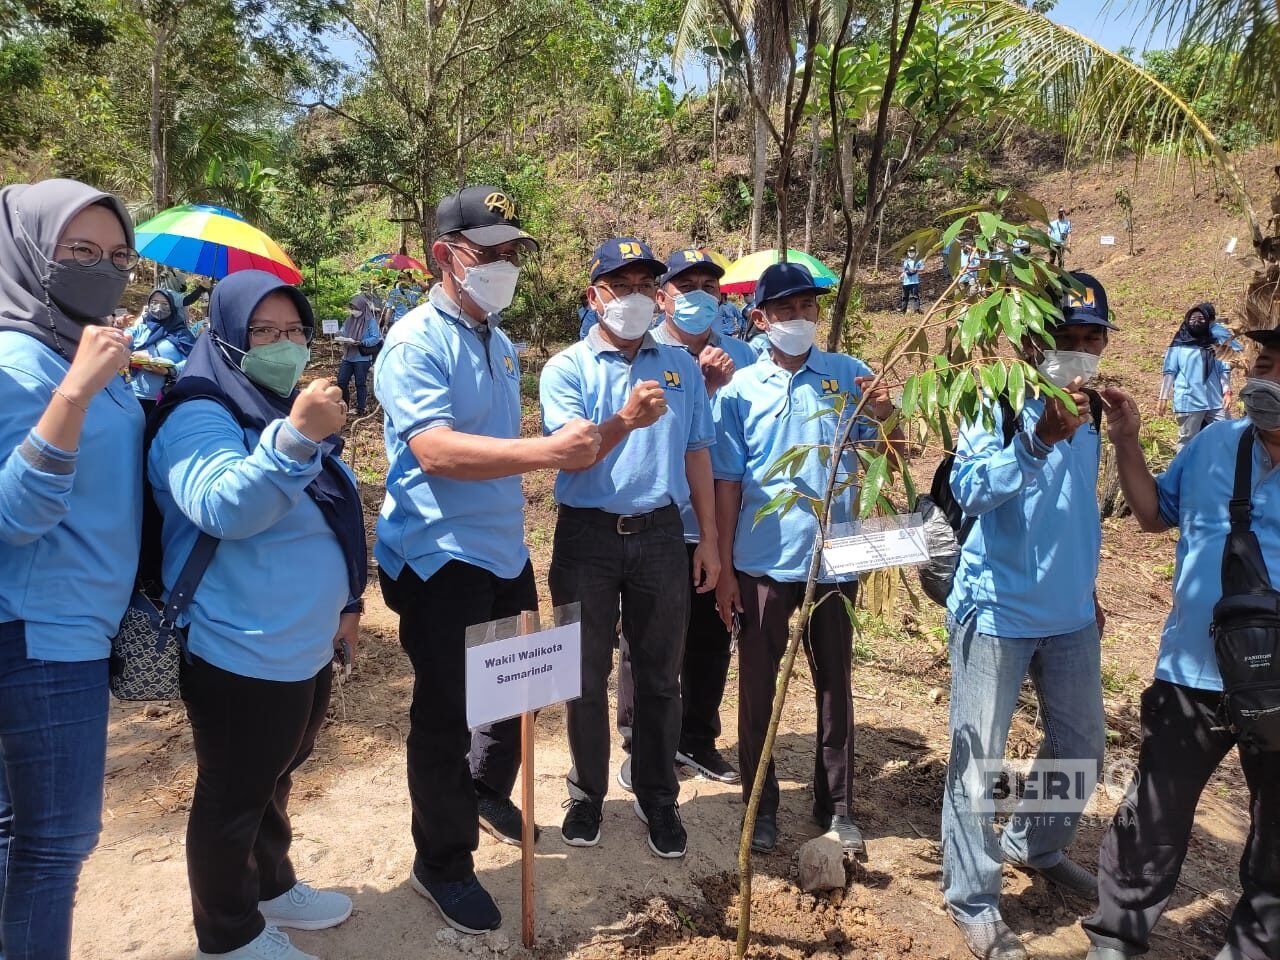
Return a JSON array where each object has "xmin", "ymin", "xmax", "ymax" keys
[
  {"xmin": 588, "ymin": 238, "xmax": 666, "ymax": 282},
  {"xmin": 661, "ymin": 248, "xmax": 725, "ymax": 285},
  {"xmin": 1056, "ymin": 271, "xmax": 1117, "ymax": 330},
  {"xmin": 755, "ymin": 262, "xmax": 826, "ymax": 307}
]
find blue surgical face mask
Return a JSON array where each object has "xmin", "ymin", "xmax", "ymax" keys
[{"xmin": 670, "ymin": 289, "xmax": 719, "ymax": 335}]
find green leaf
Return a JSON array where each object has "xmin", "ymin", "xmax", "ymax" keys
[
  {"xmin": 763, "ymin": 446, "xmax": 811, "ymax": 483},
  {"xmin": 752, "ymin": 488, "xmax": 796, "ymax": 528},
  {"xmin": 1007, "ymin": 362, "xmax": 1027, "ymax": 412},
  {"xmin": 857, "ymin": 454, "xmax": 891, "ymax": 519},
  {"xmin": 900, "ymin": 374, "xmax": 920, "ymax": 419},
  {"xmin": 977, "ymin": 211, "xmax": 999, "ymax": 238}
]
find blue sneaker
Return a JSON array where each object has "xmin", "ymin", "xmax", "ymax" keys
[{"xmin": 409, "ymin": 862, "xmax": 501, "ymax": 935}]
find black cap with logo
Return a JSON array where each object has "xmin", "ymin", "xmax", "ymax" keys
[{"xmin": 435, "ymin": 185, "xmax": 539, "ymax": 250}]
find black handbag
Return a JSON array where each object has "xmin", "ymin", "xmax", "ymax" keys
[
  {"xmin": 1210, "ymin": 425, "xmax": 1280, "ymax": 750},
  {"xmin": 109, "ymin": 534, "xmax": 218, "ymax": 701}
]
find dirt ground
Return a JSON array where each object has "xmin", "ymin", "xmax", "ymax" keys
[{"xmin": 72, "ymin": 147, "xmax": 1277, "ymax": 959}]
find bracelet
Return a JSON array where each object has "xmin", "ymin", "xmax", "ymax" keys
[{"xmin": 53, "ymin": 388, "xmax": 89, "ymax": 414}]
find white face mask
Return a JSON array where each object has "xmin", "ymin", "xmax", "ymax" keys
[
  {"xmin": 1037, "ymin": 349, "xmax": 1100, "ymax": 388},
  {"xmin": 766, "ymin": 318, "xmax": 816, "ymax": 357},
  {"xmin": 597, "ymin": 290, "xmax": 655, "ymax": 340},
  {"xmin": 450, "ymin": 252, "xmax": 521, "ymax": 316}
]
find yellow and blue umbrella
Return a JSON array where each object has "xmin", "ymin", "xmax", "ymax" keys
[
  {"xmin": 134, "ymin": 204, "xmax": 303, "ymax": 285},
  {"xmin": 720, "ymin": 248, "xmax": 838, "ymax": 295}
]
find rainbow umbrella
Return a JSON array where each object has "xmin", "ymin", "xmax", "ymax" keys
[
  {"xmin": 361, "ymin": 252, "xmax": 433, "ymax": 276},
  {"xmin": 719, "ymin": 248, "xmax": 838, "ymax": 295},
  {"xmin": 134, "ymin": 203, "xmax": 303, "ymax": 285}
]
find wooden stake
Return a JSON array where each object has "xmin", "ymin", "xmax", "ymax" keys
[{"xmin": 518, "ymin": 610, "xmax": 539, "ymax": 948}]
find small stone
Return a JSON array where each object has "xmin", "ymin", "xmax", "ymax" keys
[
  {"xmin": 436, "ymin": 928, "xmax": 460, "ymax": 945},
  {"xmin": 928, "ymin": 687, "xmax": 944, "ymax": 705},
  {"xmin": 798, "ymin": 835, "xmax": 847, "ymax": 893},
  {"xmin": 488, "ymin": 933, "xmax": 511, "ymax": 953}
]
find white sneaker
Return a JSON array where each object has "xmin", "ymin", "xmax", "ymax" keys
[
  {"xmin": 195, "ymin": 926, "xmax": 318, "ymax": 960},
  {"xmin": 259, "ymin": 881, "xmax": 352, "ymax": 931}
]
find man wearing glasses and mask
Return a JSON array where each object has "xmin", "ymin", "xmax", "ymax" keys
[
  {"xmin": 540, "ymin": 238, "xmax": 719, "ymax": 861},
  {"xmin": 375, "ymin": 186, "xmax": 601, "ymax": 936}
]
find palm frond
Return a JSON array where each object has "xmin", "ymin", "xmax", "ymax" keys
[{"xmin": 955, "ymin": 0, "xmax": 1263, "ymax": 248}]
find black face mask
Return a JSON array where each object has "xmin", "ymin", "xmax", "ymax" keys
[{"xmin": 44, "ymin": 259, "xmax": 129, "ymax": 323}]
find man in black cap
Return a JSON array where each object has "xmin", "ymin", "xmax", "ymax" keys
[
  {"xmin": 1082, "ymin": 328, "xmax": 1280, "ymax": 960},
  {"xmin": 714, "ymin": 263, "xmax": 902, "ymax": 855},
  {"xmin": 540, "ymin": 237, "xmax": 719, "ymax": 860},
  {"xmin": 941, "ymin": 273, "xmax": 1115, "ymax": 960},
  {"xmin": 375, "ymin": 185, "xmax": 601, "ymax": 934}
]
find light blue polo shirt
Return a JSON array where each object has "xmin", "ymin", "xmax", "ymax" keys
[
  {"xmin": 901, "ymin": 257, "xmax": 923, "ymax": 286},
  {"xmin": 1048, "ymin": 218, "xmax": 1071, "ymax": 243},
  {"xmin": 713, "ymin": 348, "xmax": 878, "ymax": 582},
  {"xmin": 1163, "ymin": 344, "xmax": 1227, "ymax": 414},
  {"xmin": 540, "ymin": 326, "xmax": 714, "ymax": 515},
  {"xmin": 1154, "ymin": 418, "xmax": 1280, "ymax": 691},
  {"xmin": 374, "ymin": 286, "xmax": 528, "ymax": 581},
  {"xmin": 652, "ymin": 322, "xmax": 757, "ymax": 541},
  {"xmin": 947, "ymin": 397, "xmax": 1101, "ymax": 638}
]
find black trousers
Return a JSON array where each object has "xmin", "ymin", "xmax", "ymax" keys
[
  {"xmin": 380, "ymin": 559, "xmax": 537, "ymax": 883},
  {"xmin": 181, "ymin": 655, "xmax": 331, "ymax": 953},
  {"xmin": 1084, "ymin": 679, "xmax": 1280, "ymax": 958},
  {"xmin": 899, "ymin": 283, "xmax": 921, "ymax": 312},
  {"xmin": 617, "ymin": 542, "xmax": 732, "ymax": 755},
  {"xmin": 736, "ymin": 573, "xmax": 857, "ymax": 820},
  {"xmin": 548, "ymin": 505, "xmax": 689, "ymax": 808}
]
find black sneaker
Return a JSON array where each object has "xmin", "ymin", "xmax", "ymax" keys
[
  {"xmin": 617, "ymin": 755, "xmax": 633, "ymax": 793},
  {"xmin": 633, "ymin": 800, "xmax": 687, "ymax": 859},
  {"xmin": 477, "ymin": 791, "xmax": 541, "ymax": 847},
  {"xmin": 560, "ymin": 798, "xmax": 602, "ymax": 847},
  {"xmin": 746, "ymin": 811, "xmax": 777, "ymax": 853},
  {"xmin": 675, "ymin": 745, "xmax": 740, "ymax": 783},
  {"xmin": 408, "ymin": 863, "xmax": 501, "ymax": 935}
]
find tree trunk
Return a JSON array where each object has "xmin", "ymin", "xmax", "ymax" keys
[
  {"xmin": 711, "ymin": 61, "xmax": 720, "ymax": 169},
  {"xmin": 149, "ymin": 22, "xmax": 170, "ymax": 213},
  {"xmin": 804, "ymin": 113, "xmax": 820, "ymax": 252},
  {"xmin": 750, "ymin": 106, "xmax": 767, "ymax": 251}
]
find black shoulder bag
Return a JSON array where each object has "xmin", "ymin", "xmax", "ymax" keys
[{"xmin": 1210, "ymin": 425, "xmax": 1280, "ymax": 751}]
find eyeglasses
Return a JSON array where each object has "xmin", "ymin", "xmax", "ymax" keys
[
  {"xmin": 55, "ymin": 240, "xmax": 140, "ymax": 272},
  {"xmin": 247, "ymin": 325, "xmax": 312, "ymax": 345},
  {"xmin": 447, "ymin": 242, "xmax": 527, "ymax": 267},
  {"xmin": 598, "ymin": 279, "xmax": 658, "ymax": 298}
]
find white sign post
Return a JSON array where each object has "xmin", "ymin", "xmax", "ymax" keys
[
  {"xmin": 465, "ymin": 605, "xmax": 581, "ymax": 947},
  {"xmin": 1099, "ymin": 236, "xmax": 1116, "ymax": 246},
  {"xmin": 321, "ymin": 318, "xmax": 339, "ymax": 335},
  {"xmin": 820, "ymin": 514, "xmax": 930, "ymax": 579}
]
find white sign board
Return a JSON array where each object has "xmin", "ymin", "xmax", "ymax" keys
[
  {"xmin": 1099, "ymin": 235, "xmax": 1116, "ymax": 246},
  {"xmin": 321, "ymin": 318, "xmax": 339, "ymax": 334},
  {"xmin": 466, "ymin": 622, "xmax": 581, "ymax": 728},
  {"xmin": 820, "ymin": 515, "xmax": 930, "ymax": 578},
  {"xmin": 1225, "ymin": 236, "xmax": 1239, "ymax": 255}
]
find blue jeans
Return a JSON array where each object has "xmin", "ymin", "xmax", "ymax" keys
[
  {"xmin": 941, "ymin": 614, "xmax": 1105, "ymax": 924},
  {"xmin": 336, "ymin": 359, "xmax": 371, "ymax": 414},
  {"xmin": 0, "ymin": 622, "xmax": 109, "ymax": 960}
]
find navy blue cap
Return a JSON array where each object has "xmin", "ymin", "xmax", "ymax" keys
[
  {"xmin": 588, "ymin": 238, "xmax": 666, "ymax": 282},
  {"xmin": 1245, "ymin": 329, "xmax": 1280, "ymax": 348},
  {"xmin": 755, "ymin": 262, "xmax": 826, "ymax": 307},
  {"xmin": 661, "ymin": 247, "xmax": 725, "ymax": 285},
  {"xmin": 1055, "ymin": 271, "xmax": 1117, "ymax": 330}
]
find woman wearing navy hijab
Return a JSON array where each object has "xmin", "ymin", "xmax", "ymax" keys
[
  {"xmin": 125, "ymin": 286, "xmax": 197, "ymax": 413},
  {"xmin": 148, "ymin": 270, "xmax": 367, "ymax": 960},
  {"xmin": 0, "ymin": 178, "xmax": 140, "ymax": 959}
]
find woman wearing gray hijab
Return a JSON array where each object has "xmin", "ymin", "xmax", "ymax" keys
[{"xmin": 0, "ymin": 178, "xmax": 140, "ymax": 958}]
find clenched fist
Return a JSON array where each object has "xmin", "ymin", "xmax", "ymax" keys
[
  {"xmin": 619, "ymin": 379, "xmax": 668, "ymax": 430},
  {"xmin": 548, "ymin": 417, "xmax": 602, "ymax": 470},
  {"xmin": 61, "ymin": 324, "xmax": 132, "ymax": 402},
  {"xmin": 698, "ymin": 346, "xmax": 736, "ymax": 393},
  {"xmin": 289, "ymin": 377, "xmax": 346, "ymax": 442}
]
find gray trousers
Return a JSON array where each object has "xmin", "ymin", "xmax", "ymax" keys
[{"xmin": 1175, "ymin": 408, "xmax": 1227, "ymax": 452}]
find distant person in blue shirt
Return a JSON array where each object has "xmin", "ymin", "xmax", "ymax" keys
[
  {"xmin": 0, "ymin": 178, "xmax": 140, "ymax": 960},
  {"xmin": 541, "ymin": 237, "xmax": 718, "ymax": 861},
  {"xmin": 713, "ymin": 263, "xmax": 903, "ymax": 856},
  {"xmin": 577, "ymin": 291, "xmax": 599, "ymax": 340},
  {"xmin": 958, "ymin": 242, "xmax": 981, "ymax": 296},
  {"xmin": 1048, "ymin": 207, "xmax": 1071, "ymax": 267},
  {"xmin": 125, "ymin": 287, "xmax": 196, "ymax": 415},
  {"xmin": 900, "ymin": 245, "xmax": 924, "ymax": 313},
  {"xmin": 149, "ymin": 270, "xmax": 365, "ymax": 960},
  {"xmin": 383, "ymin": 271, "xmax": 424, "ymax": 328},
  {"xmin": 717, "ymin": 292, "xmax": 747, "ymax": 338},
  {"xmin": 942, "ymin": 272, "xmax": 1116, "ymax": 960},
  {"xmin": 1085, "ymin": 328, "xmax": 1280, "ymax": 960},
  {"xmin": 375, "ymin": 187, "xmax": 599, "ymax": 936},
  {"xmin": 335, "ymin": 292, "xmax": 382, "ymax": 416},
  {"xmin": 614, "ymin": 248, "xmax": 755, "ymax": 792},
  {"xmin": 1158, "ymin": 303, "xmax": 1234, "ymax": 450}
]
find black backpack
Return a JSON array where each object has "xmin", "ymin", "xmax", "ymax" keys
[
  {"xmin": 915, "ymin": 390, "xmax": 1102, "ymax": 606},
  {"xmin": 1210, "ymin": 425, "xmax": 1280, "ymax": 751}
]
